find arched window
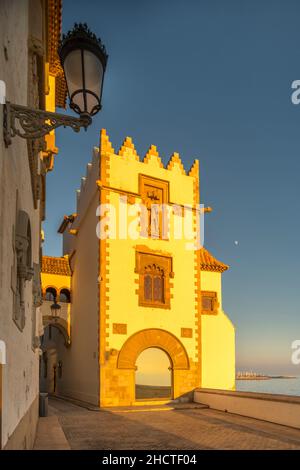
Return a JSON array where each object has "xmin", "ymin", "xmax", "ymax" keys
[
  {"xmin": 45, "ymin": 287, "xmax": 57, "ymax": 302},
  {"xmin": 144, "ymin": 275, "xmax": 152, "ymax": 301},
  {"xmin": 136, "ymin": 251, "xmax": 172, "ymax": 309},
  {"xmin": 59, "ymin": 288, "xmax": 70, "ymax": 303},
  {"xmin": 153, "ymin": 274, "xmax": 164, "ymax": 302},
  {"xmin": 142, "ymin": 264, "xmax": 165, "ymax": 305}
]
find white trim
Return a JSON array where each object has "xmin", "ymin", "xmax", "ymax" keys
[
  {"xmin": 0, "ymin": 81, "xmax": 6, "ymax": 104},
  {"xmin": 0, "ymin": 340, "xmax": 6, "ymax": 365}
]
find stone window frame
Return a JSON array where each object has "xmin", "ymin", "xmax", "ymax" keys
[
  {"xmin": 135, "ymin": 250, "xmax": 173, "ymax": 309},
  {"xmin": 139, "ymin": 174, "xmax": 169, "ymax": 240},
  {"xmin": 201, "ymin": 291, "xmax": 219, "ymax": 315}
]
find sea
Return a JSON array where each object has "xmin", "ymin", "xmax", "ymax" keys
[{"xmin": 236, "ymin": 377, "xmax": 300, "ymax": 396}]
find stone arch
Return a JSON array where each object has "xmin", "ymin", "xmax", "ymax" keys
[
  {"xmin": 117, "ymin": 328, "xmax": 189, "ymax": 370},
  {"xmin": 42, "ymin": 320, "xmax": 70, "ymax": 347}
]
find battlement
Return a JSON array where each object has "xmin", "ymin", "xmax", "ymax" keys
[
  {"xmin": 100, "ymin": 128, "xmax": 199, "ymax": 178},
  {"xmin": 75, "ymin": 129, "xmax": 200, "ymax": 218},
  {"xmin": 75, "ymin": 146, "xmax": 100, "ymax": 218}
]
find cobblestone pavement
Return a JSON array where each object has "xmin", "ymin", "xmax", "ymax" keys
[{"xmin": 46, "ymin": 397, "xmax": 300, "ymax": 450}]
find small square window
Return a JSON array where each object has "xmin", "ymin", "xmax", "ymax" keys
[{"xmin": 201, "ymin": 291, "xmax": 218, "ymax": 315}]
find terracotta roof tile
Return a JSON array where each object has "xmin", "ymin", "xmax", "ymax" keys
[
  {"xmin": 199, "ymin": 247, "xmax": 229, "ymax": 273},
  {"xmin": 42, "ymin": 256, "xmax": 71, "ymax": 276}
]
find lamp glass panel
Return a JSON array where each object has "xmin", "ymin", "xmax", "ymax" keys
[
  {"xmin": 83, "ymin": 49, "xmax": 103, "ymax": 113},
  {"xmin": 64, "ymin": 49, "xmax": 84, "ymax": 113}
]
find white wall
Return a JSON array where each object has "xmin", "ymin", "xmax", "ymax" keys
[
  {"xmin": 0, "ymin": 0, "xmax": 40, "ymax": 448},
  {"xmin": 57, "ymin": 192, "xmax": 100, "ymax": 405}
]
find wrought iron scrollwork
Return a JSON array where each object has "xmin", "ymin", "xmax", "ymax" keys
[{"xmin": 3, "ymin": 102, "xmax": 92, "ymax": 147}]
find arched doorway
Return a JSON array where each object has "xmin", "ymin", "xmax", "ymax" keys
[
  {"xmin": 40, "ymin": 324, "xmax": 65, "ymax": 394},
  {"xmin": 114, "ymin": 329, "xmax": 190, "ymax": 406},
  {"xmin": 135, "ymin": 347, "xmax": 172, "ymax": 400}
]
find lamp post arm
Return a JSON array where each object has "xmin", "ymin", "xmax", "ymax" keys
[{"xmin": 3, "ymin": 102, "xmax": 92, "ymax": 147}]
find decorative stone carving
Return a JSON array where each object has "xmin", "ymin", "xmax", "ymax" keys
[
  {"xmin": 113, "ymin": 323, "xmax": 127, "ymax": 335},
  {"xmin": 12, "ymin": 211, "xmax": 34, "ymax": 331},
  {"xmin": 181, "ymin": 328, "xmax": 193, "ymax": 338},
  {"xmin": 27, "ymin": 33, "xmax": 45, "ymax": 209}
]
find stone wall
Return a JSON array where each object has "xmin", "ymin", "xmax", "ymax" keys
[
  {"xmin": 194, "ymin": 388, "xmax": 300, "ymax": 429},
  {"xmin": 3, "ymin": 396, "xmax": 38, "ymax": 450},
  {"xmin": 0, "ymin": 0, "xmax": 41, "ymax": 449},
  {"xmin": 100, "ymin": 341, "xmax": 199, "ymax": 407}
]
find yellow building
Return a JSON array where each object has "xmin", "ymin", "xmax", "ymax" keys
[{"xmin": 41, "ymin": 129, "xmax": 235, "ymax": 407}]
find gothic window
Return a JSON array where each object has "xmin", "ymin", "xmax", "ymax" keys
[
  {"xmin": 143, "ymin": 264, "xmax": 165, "ymax": 305},
  {"xmin": 136, "ymin": 251, "xmax": 173, "ymax": 309},
  {"xmin": 144, "ymin": 275, "xmax": 152, "ymax": 301},
  {"xmin": 59, "ymin": 289, "xmax": 70, "ymax": 303},
  {"xmin": 201, "ymin": 291, "xmax": 218, "ymax": 315},
  {"xmin": 139, "ymin": 175, "xmax": 169, "ymax": 239},
  {"xmin": 45, "ymin": 287, "xmax": 57, "ymax": 301}
]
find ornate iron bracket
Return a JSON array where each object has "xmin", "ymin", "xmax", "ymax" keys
[{"xmin": 3, "ymin": 102, "xmax": 92, "ymax": 147}]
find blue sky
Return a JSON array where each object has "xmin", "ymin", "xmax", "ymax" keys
[{"xmin": 43, "ymin": 0, "xmax": 300, "ymax": 375}]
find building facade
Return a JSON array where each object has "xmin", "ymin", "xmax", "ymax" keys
[
  {"xmin": 41, "ymin": 129, "xmax": 235, "ymax": 407},
  {"xmin": 0, "ymin": 0, "xmax": 65, "ymax": 449}
]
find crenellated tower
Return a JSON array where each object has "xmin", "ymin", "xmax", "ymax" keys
[{"xmin": 45, "ymin": 129, "xmax": 235, "ymax": 407}]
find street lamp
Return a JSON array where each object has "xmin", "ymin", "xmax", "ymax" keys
[
  {"xmin": 59, "ymin": 23, "xmax": 108, "ymax": 117},
  {"xmin": 3, "ymin": 23, "xmax": 108, "ymax": 147},
  {"xmin": 50, "ymin": 300, "xmax": 61, "ymax": 322}
]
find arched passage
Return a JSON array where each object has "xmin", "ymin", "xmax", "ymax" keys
[
  {"xmin": 40, "ymin": 324, "xmax": 68, "ymax": 395},
  {"xmin": 112, "ymin": 329, "xmax": 190, "ymax": 404},
  {"xmin": 135, "ymin": 347, "xmax": 172, "ymax": 399},
  {"xmin": 101, "ymin": 329, "xmax": 197, "ymax": 406}
]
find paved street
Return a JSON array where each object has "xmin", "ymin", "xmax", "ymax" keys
[{"xmin": 33, "ymin": 397, "xmax": 300, "ymax": 450}]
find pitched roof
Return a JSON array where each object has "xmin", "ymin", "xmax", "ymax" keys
[
  {"xmin": 42, "ymin": 256, "xmax": 71, "ymax": 276},
  {"xmin": 199, "ymin": 247, "xmax": 229, "ymax": 273}
]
